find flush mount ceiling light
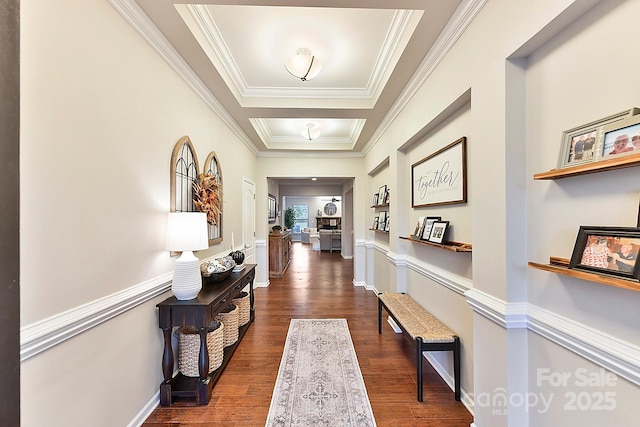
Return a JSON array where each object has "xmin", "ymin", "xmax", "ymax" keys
[
  {"xmin": 301, "ymin": 123, "xmax": 321, "ymax": 140},
  {"xmin": 285, "ymin": 48, "xmax": 321, "ymax": 81}
]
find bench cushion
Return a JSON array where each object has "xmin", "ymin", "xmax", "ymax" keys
[{"xmin": 379, "ymin": 293, "xmax": 455, "ymax": 343}]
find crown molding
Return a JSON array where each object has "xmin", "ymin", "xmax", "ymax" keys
[
  {"xmin": 362, "ymin": 0, "xmax": 488, "ymax": 156},
  {"xmin": 107, "ymin": 0, "xmax": 258, "ymax": 155}
]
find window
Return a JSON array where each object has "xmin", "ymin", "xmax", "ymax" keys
[{"xmin": 293, "ymin": 205, "xmax": 309, "ymax": 229}]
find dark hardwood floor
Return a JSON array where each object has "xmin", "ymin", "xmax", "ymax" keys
[{"xmin": 143, "ymin": 242, "xmax": 473, "ymax": 426}]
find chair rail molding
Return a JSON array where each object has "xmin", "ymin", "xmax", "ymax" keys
[
  {"xmin": 20, "ymin": 273, "xmax": 171, "ymax": 361},
  {"xmin": 406, "ymin": 256, "xmax": 472, "ymax": 296},
  {"xmin": 464, "ymin": 288, "xmax": 527, "ymax": 329},
  {"xmin": 465, "ymin": 288, "xmax": 640, "ymax": 386}
]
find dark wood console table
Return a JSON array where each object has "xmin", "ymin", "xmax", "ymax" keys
[{"xmin": 156, "ymin": 264, "xmax": 256, "ymax": 406}]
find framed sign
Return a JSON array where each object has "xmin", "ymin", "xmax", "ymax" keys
[{"xmin": 411, "ymin": 137, "xmax": 467, "ymax": 208}]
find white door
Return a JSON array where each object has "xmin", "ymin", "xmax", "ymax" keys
[{"xmin": 242, "ymin": 177, "xmax": 256, "ymax": 264}]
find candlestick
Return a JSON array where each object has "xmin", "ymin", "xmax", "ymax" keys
[{"xmin": 231, "ymin": 232, "xmax": 235, "ymax": 250}]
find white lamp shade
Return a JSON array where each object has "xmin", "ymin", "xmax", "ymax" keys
[
  {"xmin": 165, "ymin": 212, "xmax": 209, "ymax": 252},
  {"xmin": 285, "ymin": 48, "xmax": 321, "ymax": 81}
]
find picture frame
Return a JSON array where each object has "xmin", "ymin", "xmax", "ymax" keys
[
  {"xmin": 384, "ymin": 189, "xmax": 390, "ymax": 204},
  {"xmin": 599, "ymin": 114, "xmax": 640, "ymax": 161},
  {"xmin": 372, "ymin": 193, "xmax": 379, "ymax": 206},
  {"xmin": 568, "ymin": 226, "xmax": 640, "ymax": 281},
  {"xmin": 428, "ymin": 221, "xmax": 449, "ymax": 244},
  {"xmin": 412, "ymin": 137, "xmax": 467, "ymax": 208},
  {"xmin": 385, "ymin": 217, "xmax": 390, "ymax": 232},
  {"xmin": 378, "ymin": 185, "xmax": 387, "ymax": 206},
  {"xmin": 372, "ymin": 216, "xmax": 379, "ymax": 230},
  {"xmin": 556, "ymin": 107, "xmax": 639, "ymax": 169},
  {"xmin": 413, "ymin": 216, "xmax": 425, "ymax": 238},
  {"xmin": 268, "ymin": 193, "xmax": 277, "ymax": 223},
  {"xmin": 420, "ymin": 216, "xmax": 441, "ymax": 240},
  {"xmin": 378, "ymin": 211, "xmax": 387, "ymax": 230}
]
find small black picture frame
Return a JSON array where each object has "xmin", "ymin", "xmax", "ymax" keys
[
  {"xmin": 569, "ymin": 226, "xmax": 640, "ymax": 281},
  {"xmin": 428, "ymin": 220, "xmax": 449, "ymax": 244}
]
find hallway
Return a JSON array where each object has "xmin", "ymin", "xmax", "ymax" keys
[{"xmin": 143, "ymin": 242, "xmax": 473, "ymax": 426}]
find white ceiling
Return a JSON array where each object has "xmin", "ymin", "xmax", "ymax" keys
[{"xmin": 117, "ymin": 0, "xmax": 470, "ymax": 157}]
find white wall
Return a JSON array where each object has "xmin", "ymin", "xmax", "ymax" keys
[
  {"xmin": 363, "ymin": 0, "xmax": 640, "ymax": 425},
  {"xmin": 20, "ymin": 0, "xmax": 256, "ymax": 425}
]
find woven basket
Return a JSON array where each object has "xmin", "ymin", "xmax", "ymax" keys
[
  {"xmin": 215, "ymin": 304, "xmax": 239, "ymax": 347},
  {"xmin": 177, "ymin": 321, "xmax": 224, "ymax": 377},
  {"xmin": 232, "ymin": 291, "xmax": 251, "ymax": 326}
]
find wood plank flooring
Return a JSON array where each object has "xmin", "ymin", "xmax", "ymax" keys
[{"xmin": 143, "ymin": 242, "xmax": 473, "ymax": 426}]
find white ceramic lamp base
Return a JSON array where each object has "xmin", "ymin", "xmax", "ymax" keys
[{"xmin": 172, "ymin": 250, "xmax": 202, "ymax": 300}]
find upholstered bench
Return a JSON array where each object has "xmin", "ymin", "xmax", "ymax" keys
[{"xmin": 378, "ymin": 293, "xmax": 460, "ymax": 402}]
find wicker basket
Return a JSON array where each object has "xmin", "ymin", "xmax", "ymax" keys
[
  {"xmin": 232, "ymin": 291, "xmax": 251, "ymax": 326},
  {"xmin": 215, "ymin": 304, "xmax": 239, "ymax": 347},
  {"xmin": 177, "ymin": 321, "xmax": 224, "ymax": 377}
]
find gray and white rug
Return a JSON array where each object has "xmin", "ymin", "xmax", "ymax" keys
[{"xmin": 266, "ymin": 319, "xmax": 376, "ymax": 427}]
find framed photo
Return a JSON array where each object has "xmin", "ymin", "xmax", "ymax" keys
[
  {"xmin": 557, "ymin": 107, "xmax": 639, "ymax": 169},
  {"xmin": 420, "ymin": 216, "xmax": 441, "ymax": 240},
  {"xmin": 268, "ymin": 193, "xmax": 277, "ymax": 223},
  {"xmin": 378, "ymin": 211, "xmax": 387, "ymax": 230},
  {"xmin": 384, "ymin": 189, "xmax": 390, "ymax": 204},
  {"xmin": 413, "ymin": 216, "xmax": 425, "ymax": 238},
  {"xmin": 599, "ymin": 114, "xmax": 640, "ymax": 161},
  {"xmin": 372, "ymin": 216, "xmax": 379, "ymax": 230},
  {"xmin": 385, "ymin": 217, "xmax": 390, "ymax": 232},
  {"xmin": 568, "ymin": 226, "xmax": 640, "ymax": 281},
  {"xmin": 372, "ymin": 193, "xmax": 379, "ymax": 206},
  {"xmin": 428, "ymin": 221, "xmax": 449, "ymax": 244},
  {"xmin": 412, "ymin": 137, "xmax": 466, "ymax": 208},
  {"xmin": 378, "ymin": 185, "xmax": 387, "ymax": 206}
]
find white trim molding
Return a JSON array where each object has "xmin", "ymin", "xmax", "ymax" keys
[
  {"xmin": 465, "ymin": 288, "xmax": 640, "ymax": 387},
  {"xmin": 464, "ymin": 288, "xmax": 527, "ymax": 328},
  {"xmin": 107, "ymin": 0, "xmax": 258, "ymax": 155},
  {"xmin": 20, "ymin": 273, "xmax": 171, "ymax": 361},
  {"xmin": 407, "ymin": 256, "xmax": 472, "ymax": 296}
]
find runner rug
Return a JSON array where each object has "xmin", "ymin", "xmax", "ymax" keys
[{"xmin": 265, "ymin": 319, "xmax": 376, "ymax": 427}]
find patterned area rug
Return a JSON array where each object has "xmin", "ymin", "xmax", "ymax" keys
[{"xmin": 266, "ymin": 319, "xmax": 377, "ymax": 427}]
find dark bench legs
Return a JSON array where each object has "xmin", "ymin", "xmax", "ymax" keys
[
  {"xmin": 416, "ymin": 337, "xmax": 461, "ymax": 402},
  {"xmin": 378, "ymin": 296, "xmax": 461, "ymax": 402}
]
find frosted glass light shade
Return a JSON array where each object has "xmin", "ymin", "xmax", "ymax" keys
[
  {"xmin": 165, "ymin": 212, "xmax": 209, "ymax": 252},
  {"xmin": 285, "ymin": 48, "xmax": 321, "ymax": 81},
  {"xmin": 301, "ymin": 123, "xmax": 321, "ymax": 140}
]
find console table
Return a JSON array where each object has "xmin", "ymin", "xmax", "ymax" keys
[{"xmin": 156, "ymin": 264, "xmax": 256, "ymax": 406}]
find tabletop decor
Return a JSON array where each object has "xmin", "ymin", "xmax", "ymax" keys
[{"xmin": 193, "ymin": 173, "xmax": 222, "ymax": 225}]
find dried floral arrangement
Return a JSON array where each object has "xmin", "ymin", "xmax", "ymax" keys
[{"xmin": 193, "ymin": 173, "xmax": 222, "ymax": 225}]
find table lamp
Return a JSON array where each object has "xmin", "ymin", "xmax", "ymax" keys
[{"xmin": 165, "ymin": 212, "xmax": 209, "ymax": 300}]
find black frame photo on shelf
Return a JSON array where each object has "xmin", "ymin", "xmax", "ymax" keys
[
  {"xmin": 372, "ymin": 193, "xmax": 379, "ymax": 206},
  {"xmin": 378, "ymin": 185, "xmax": 388, "ymax": 206},
  {"xmin": 378, "ymin": 211, "xmax": 387, "ymax": 230},
  {"xmin": 428, "ymin": 220, "xmax": 449, "ymax": 244},
  {"xmin": 372, "ymin": 216, "xmax": 379, "ymax": 230},
  {"xmin": 556, "ymin": 107, "xmax": 639, "ymax": 169},
  {"xmin": 568, "ymin": 226, "xmax": 640, "ymax": 281},
  {"xmin": 420, "ymin": 216, "xmax": 441, "ymax": 241}
]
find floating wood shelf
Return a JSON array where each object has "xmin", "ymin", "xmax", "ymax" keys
[
  {"xmin": 370, "ymin": 203, "xmax": 390, "ymax": 208},
  {"xmin": 400, "ymin": 236, "xmax": 472, "ymax": 252},
  {"xmin": 528, "ymin": 257, "xmax": 640, "ymax": 293},
  {"xmin": 534, "ymin": 153, "xmax": 640, "ymax": 180},
  {"xmin": 370, "ymin": 229, "xmax": 389, "ymax": 234}
]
